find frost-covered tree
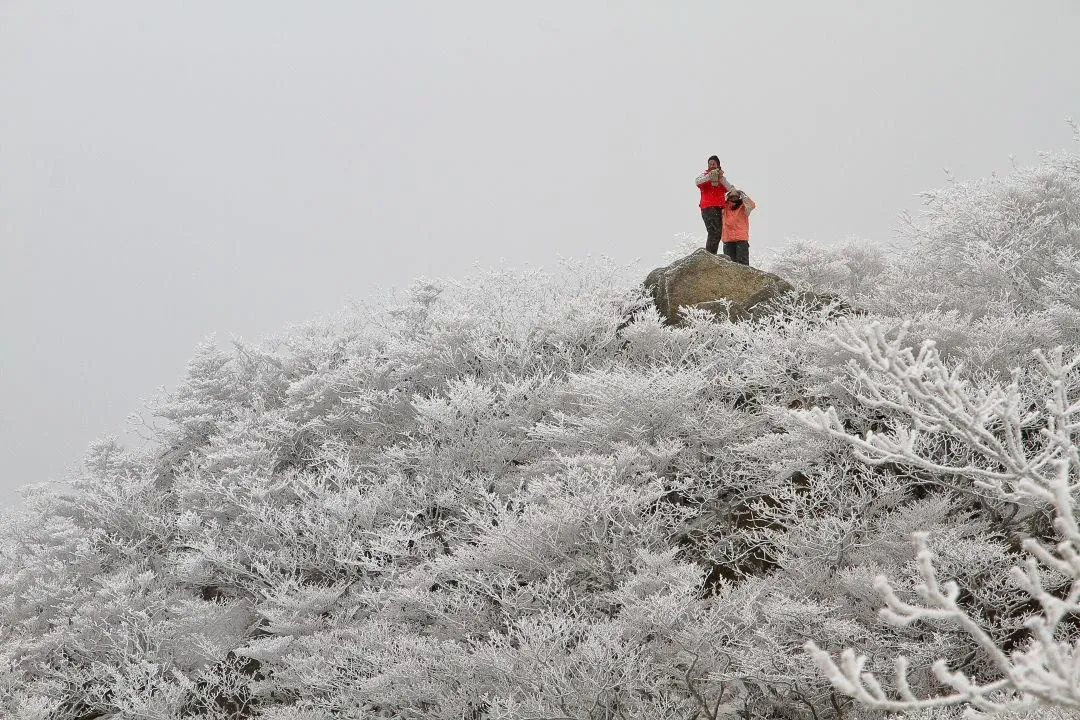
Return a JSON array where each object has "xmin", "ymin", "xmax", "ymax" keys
[{"xmin": 802, "ymin": 323, "xmax": 1080, "ymax": 719}]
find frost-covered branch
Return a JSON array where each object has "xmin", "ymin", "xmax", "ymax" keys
[{"xmin": 799, "ymin": 321, "xmax": 1080, "ymax": 717}]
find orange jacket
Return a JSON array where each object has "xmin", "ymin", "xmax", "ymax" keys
[{"xmin": 722, "ymin": 195, "xmax": 756, "ymax": 242}]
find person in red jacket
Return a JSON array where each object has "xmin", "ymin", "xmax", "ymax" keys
[
  {"xmin": 695, "ymin": 155, "xmax": 734, "ymax": 254},
  {"xmin": 721, "ymin": 189, "xmax": 756, "ymax": 266}
]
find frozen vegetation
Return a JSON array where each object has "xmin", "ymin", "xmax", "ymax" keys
[{"xmin": 2, "ymin": 136, "xmax": 1080, "ymax": 719}]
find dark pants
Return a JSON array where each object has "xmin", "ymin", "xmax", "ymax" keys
[
  {"xmin": 723, "ymin": 241, "xmax": 750, "ymax": 266},
  {"xmin": 701, "ymin": 206, "xmax": 723, "ymax": 253}
]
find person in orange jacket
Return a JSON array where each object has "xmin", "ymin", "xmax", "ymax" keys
[
  {"xmin": 695, "ymin": 155, "xmax": 734, "ymax": 254},
  {"xmin": 721, "ymin": 189, "xmax": 756, "ymax": 266}
]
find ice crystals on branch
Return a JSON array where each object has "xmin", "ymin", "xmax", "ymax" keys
[{"xmin": 801, "ymin": 320, "xmax": 1080, "ymax": 718}]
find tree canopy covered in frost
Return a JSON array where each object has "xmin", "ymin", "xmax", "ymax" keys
[{"xmin": 2, "ymin": 138, "xmax": 1079, "ymax": 720}]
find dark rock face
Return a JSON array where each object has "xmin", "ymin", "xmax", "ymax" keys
[{"xmin": 644, "ymin": 249, "xmax": 795, "ymax": 325}]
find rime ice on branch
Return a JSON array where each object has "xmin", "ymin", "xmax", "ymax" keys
[{"xmin": 800, "ymin": 321, "xmax": 1080, "ymax": 718}]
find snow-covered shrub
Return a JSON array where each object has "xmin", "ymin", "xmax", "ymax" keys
[
  {"xmin": 801, "ymin": 323, "xmax": 1080, "ymax": 718},
  {"xmin": 764, "ymin": 236, "xmax": 890, "ymax": 304}
]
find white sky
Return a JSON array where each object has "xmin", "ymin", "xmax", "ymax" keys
[{"xmin": 2, "ymin": 1, "xmax": 1079, "ymax": 508}]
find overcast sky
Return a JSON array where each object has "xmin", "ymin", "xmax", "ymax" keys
[{"xmin": 2, "ymin": 1, "xmax": 1079, "ymax": 508}]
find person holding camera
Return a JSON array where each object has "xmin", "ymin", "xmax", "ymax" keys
[
  {"xmin": 695, "ymin": 155, "xmax": 734, "ymax": 254},
  {"xmin": 721, "ymin": 189, "xmax": 756, "ymax": 266}
]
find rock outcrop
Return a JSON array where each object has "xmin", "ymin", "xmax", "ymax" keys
[{"xmin": 644, "ymin": 249, "xmax": 795, "ymax": 325}]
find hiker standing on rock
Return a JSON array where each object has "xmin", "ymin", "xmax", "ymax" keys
[
  {"xmin": 695, "ymin": 155, "xmax": 734, "ymax": 254},
  {"xmin": 722, "ymin": 189, "xmax": 756, "ymax": 266}
]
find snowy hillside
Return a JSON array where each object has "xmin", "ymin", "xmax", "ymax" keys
[{"xmin": 2, "ymin": 144, "xmax": 1080, "ymax": 720}]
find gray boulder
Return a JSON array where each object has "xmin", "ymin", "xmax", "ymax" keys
[{"xmin": 644, "ymin": 249, "xmax": 795, "ymax": 325}]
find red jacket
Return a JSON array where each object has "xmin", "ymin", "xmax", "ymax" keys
[{"xmin": 695, "ymin": 169, "xmax": 731, "ymax": 209}]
